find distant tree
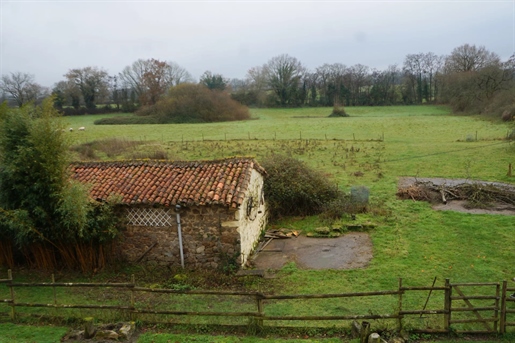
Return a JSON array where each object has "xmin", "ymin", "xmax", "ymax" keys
[
  {"xmin": 119, "ymin": 59, "xmax": 192, "ymax": 106},
  {"xmin": 403, "ymin": 54, "xmax": 424, "ymax": 104},
  {"xmin": 52, "ymin": 80, "xmax": 81, "ymax": 109},
  {"xmin": 422, "ymin": 52, "xmax": 444, "ymax": 103},
  {"xmin": 65, "ymin": 67, "xmax": 109, "ymax": 109},
  {"xmin": 167, "ymin": 61, "xmax": 194, "ymax": 86},
  {"xmin": 0, "ymin": 72, "xmax": 47, "ymax": 107},
  {"xmin": 264, "ymin": 54, "xmax": 306, "ymax": 107},
  {"xmin": 369, "ymin": 65, "xmax": 400, "ymax": 105},
  {"xmin": 348, "ymin": 64, "xmax": 371, "ymax": 105},
  {"xmin": 445, "ymin": 44, "xmax": 500, "ymax": 73},
  {"xmin": 199, "ymin": 71, "xmax": 228, "ymax": 91}
]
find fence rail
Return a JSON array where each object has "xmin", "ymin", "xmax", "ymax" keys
[{"xmin": 3, "ymin": 270, "xmax": 515, "ymax": 334}]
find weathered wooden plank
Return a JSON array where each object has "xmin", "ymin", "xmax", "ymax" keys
[
  {"xmin": 133, "ymin": 287, "xmax": 262, "ymax": 296},
  {"xmin": 264, "ymin": 290, "xmax": 400, "ymax": 300},
  {"xmin": 451, "ymin": 307, "xmax": 496, "ymax": 312},
  {"xmin": 264, "ymin": 314, "xmax": 398, "ymax": 321},
  {"xmin": 451, "ymin": 295, "xmax": 498, "ymax": 300},
  {"xmin": 400, "ymin": 286, "xmax": 446, "ymax": 291},
  {"xmin": 399, "ymin": 310, "xmax": 447, "ymax": 315},
  {"xmin": 450, "ymin": 318, "xmax": 497, "ymax": 324},
  {"xmin": 131, "ymin": 309, "xmax": 259, "ymax": 317},
  {"xmin": 10, "ymin": 303, "xmax": 133, "ymax": 310},
  {"xmin": 451, "ymin": 282, "xmax": 500, "ymax": 286},
  {"xmin": 10, "ymin": 282, "xmax": 135, "ymax": 288}
]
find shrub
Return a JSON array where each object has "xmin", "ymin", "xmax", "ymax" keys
[
  {"xmin": 261, "ymin": 155, "xmax": 343, "ymax": 219},
  {"xmin": 329, "ymin": 104, "xmax": 349, "ymax": 117},
  {"xmin": 135, "ymin": 83, "xmax": 250, "ymax": 123},
  {"xmin": 94, "ymin": 115, "xmax": 159, "ymax": 125}
]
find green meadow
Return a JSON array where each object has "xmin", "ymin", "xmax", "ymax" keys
[{"xmin": 1, "ymin": 105, "xmax": 514, "ymax": 337}]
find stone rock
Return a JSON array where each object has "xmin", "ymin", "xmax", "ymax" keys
[
  {"xmin": 196, "ymin": 245, "xmax": 205, "ymax": 253},
  {"xmin": 119, "ymin": 322, "xmax": 134, "ymax": 339},
  {"xmin": 314, "ymin": 227, "xmax": 330, "ymax": 235},
  {"xmin": 96, "ymin": 330, "xmax": 119, "ymax": 340},
  {"xmin": 389, "ymin": 337, "xmax": 405, "ymax": 343}
]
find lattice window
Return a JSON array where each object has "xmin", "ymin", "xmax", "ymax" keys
[{"xmin": 126, "ymin": 208, "xmax": 173, "ymax": 227}]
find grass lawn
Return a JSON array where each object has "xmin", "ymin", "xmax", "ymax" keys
[
  {"xmin": 1, "ymin": 105, "xmax": 514, "ymax": 337},
  {"xmin": 0, "ymin": 323, "xmax": 68, "ymax": 343}
]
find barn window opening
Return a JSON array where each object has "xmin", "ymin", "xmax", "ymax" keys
[{"xmin": 126, "ymin": 208, "xmax": 173, "ymax": 227}]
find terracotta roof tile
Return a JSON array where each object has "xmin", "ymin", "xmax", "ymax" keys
[{"xmin": 70, "ymin": 158, "xmax": 265, "ymax": 208}]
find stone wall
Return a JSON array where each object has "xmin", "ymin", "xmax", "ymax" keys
[{"xmin": 118, "ymin": 205, "xmax": 240, "ymax": 269}]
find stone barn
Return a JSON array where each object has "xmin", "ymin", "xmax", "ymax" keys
[{"xmin": 71, "ymin": 158, "xmax": 267, "ymax": 269}]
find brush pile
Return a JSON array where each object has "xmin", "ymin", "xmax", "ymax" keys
[{"xmin": 397, "ymin": 180, "xmax": 515, "ymax": 209}]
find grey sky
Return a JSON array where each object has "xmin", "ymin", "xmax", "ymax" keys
[{"xmin": 1, "ymin": 0, "xmax": 514, "ymax": 87}]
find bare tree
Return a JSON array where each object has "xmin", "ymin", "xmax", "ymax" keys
[
  {"xmin": 0, "ymin": 72, "xmax": 46, "ymax": 107},
  {"xmin": 348, "ymin": 64, "xmax": 370, "ymax": 105},
  {"xmin": 445, "ymin": 44, "xmax": 500, "ymax": 73},
  {"xmin": 119, "ymin": 59, "xmax": 192, "ymax": 105},
  {"xmin": 422, "ymin": 52, "xmax": 444, "ymax": 102},
  {"xmin": 167, "ymin": 61, "xmax": 194, "ymax": 86},
  {"xmin": 264, "ymin": 54, "xmax": 306, "ymax": 106}
]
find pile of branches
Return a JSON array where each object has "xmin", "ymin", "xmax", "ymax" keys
[{"xmin": 397, "ymin": 181, "xmax": 515, "ymax": 209}]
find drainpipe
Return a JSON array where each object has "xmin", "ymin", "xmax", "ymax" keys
[{"xmin": 176, "ymin": 204, "xmax": 185, "ymax": 268}]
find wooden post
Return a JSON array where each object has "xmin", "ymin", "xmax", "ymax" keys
[
  {"xmin": 84, "ymin": 317, "xmax": 96, "ymax": 339},
  {"xmin": 500, "ymin": 280, "xmax": 507, "ymax": 334},
  {"xmin": 8, "ymin": 269, "xmax": 14, "ymax": 320},
  {"xmin": 248, "ymin": 132, "xmax": 250, "ymax": 140},
  {"xmin": 52, "ymin": 274, "xmax": 57, "ymax": 317},
  {"xmin": 444, "ymin": 278, "xmax": 451, "ymax": 332},
  {"xmin": 130, "ymin": 274, "xmax": 135, "ymax": 321},
  {"xmin": 256, "ymin": 293, "xmax": 264, "ymax": 327},
  {"xmin": 494, "ymin": 283, "xmax": 500, "ymax": 332},
  {"xmin": 353, "ymin": 133, "xmax": 356, "ymax": 141},
  {"xmin": 360, "ymin": 321, "xmax": 370, "ymax": 343},
  {"xmin": 398, "ymin": 278, "xmax": 403, "ymax": 331},
  {"xmin": 508, "ymin": 163, "xmax": 512, "ymax": 177}
]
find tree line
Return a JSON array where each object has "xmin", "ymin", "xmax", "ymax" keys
[{"xmin": 1, "ymin": 43, "xmax": 514, "ymax": 118}]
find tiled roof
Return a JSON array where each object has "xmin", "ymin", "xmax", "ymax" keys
[{"xmin": 71, "ymin": 158, "xmax": 265, "ymax": 208}]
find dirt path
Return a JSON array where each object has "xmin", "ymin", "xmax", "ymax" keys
[{"xmin": 252, "ymin": 232, "xmax": 373, "ymax": 270}]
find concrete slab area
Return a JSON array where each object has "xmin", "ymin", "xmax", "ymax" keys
[{"xmin": 251, "ymin": 232, "xmax": 373, "ymax": 270}]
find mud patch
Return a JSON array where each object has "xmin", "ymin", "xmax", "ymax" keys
[{"xmin": 252, "ymin": 232, "xmax": 373, "ymax": 270}]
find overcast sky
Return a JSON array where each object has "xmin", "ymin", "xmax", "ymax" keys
[{"xmin": 1, "ymin": 0, "xmax": 514, "ymax": 87}]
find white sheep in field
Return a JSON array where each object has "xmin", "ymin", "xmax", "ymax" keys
[
  {"xmin": 78, "ymin": 127, "xmax": 85, "ymax": 131},
  {"xmin": 69, "ymin": 128, "xmax": 73, "ymax": 132}
]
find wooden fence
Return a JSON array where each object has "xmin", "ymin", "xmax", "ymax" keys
[{"xmin": 2, "ymin": 270, "xmax": 515, "ymax": 334}]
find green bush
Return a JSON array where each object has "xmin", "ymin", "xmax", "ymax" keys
[
  {"xmin": 94, "ymin": 115, "xmax": 159, "ymax": 125},
  {"xmin": 135, "ymin": 83, "xmax": 251, "ymax": 123},
  {"xmin": 261, "ymin": 155, "xmax": 343, "ymax": 219}
]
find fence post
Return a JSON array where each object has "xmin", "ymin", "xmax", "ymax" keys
[
  {"xmin": 444, "ymin": 278, "xmax": 451, "ymax": 332},
  {"xmin": 397, "ymin": 278, "xmax": 403, "ymax": 331},
  {"xmin": 256, "ymin": 293, "xmax": 264, "ymax": 327},
  {"xmin": 52, "ymin": 274, "xmax": 57, "ymax": 317},
  {"xmin": 501, "ymin": 280, "xmax": 507, "ymax": 334},
  {"xmin": 130, "ymin": 274, "xmax": 135, "ymax": 322},
  {"xmin": 495, "ymin": 282, "xmax": 500, "ymax": 332},
  {"xmin": 8, "ymin": 269, "xmax": 15, "ymax": 320}
]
